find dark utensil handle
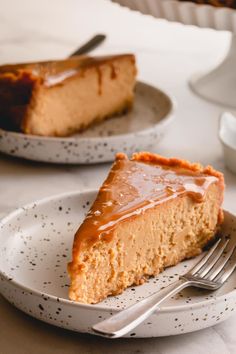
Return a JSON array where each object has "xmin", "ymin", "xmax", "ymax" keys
[{"xmin": 69, "ymin": 34, "xmax": 106, "ymax": 57}]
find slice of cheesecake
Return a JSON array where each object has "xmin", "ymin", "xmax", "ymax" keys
[
  {"xmin": 0, "ymin": 54, "xmax": 136, "ymax": 136},
  {"xmin": 68, "ymin": 152, "xmax": 224, "ymax": 304}
]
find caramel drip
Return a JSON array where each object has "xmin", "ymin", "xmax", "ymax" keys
[
  {"xmin": 96, "ymin": 67, "xmax": 102, "ymax": 95},
  {"xmin": 75, "ymin": 159, "xmax": 218, "ymax": 250},
  {"xmin": 110, "ymin": 63, "xmax": 117, "ymax": 79}
]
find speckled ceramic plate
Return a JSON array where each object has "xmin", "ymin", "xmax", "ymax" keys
[
  {"xmin": 0, "ymin": 81, "xmax": 175, "ymax": 164},
  {"xmin": 1, "ymin": 190, "xmax": 236, "ymax": 338}
]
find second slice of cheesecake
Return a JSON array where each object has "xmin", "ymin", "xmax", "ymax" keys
[{"xmin": 0, "ymin": 54, "xmax": 136, "ymax": 136}]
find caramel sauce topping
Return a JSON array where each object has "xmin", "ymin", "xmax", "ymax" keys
[
  {"xmin": 75, "ymin": 157, "xmax": 218, "ymax": 250},
  {"xmin": 0, "ymin": 54, "xmax": 134, "ymax": 88}
]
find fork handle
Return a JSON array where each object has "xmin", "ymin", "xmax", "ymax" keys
[
  {"xmin": 92, "ymin": 278, "xmax": 192, "ymax": 338},
  {"xmin": 69, "ymin": 34, "xmax": 106, "ymax": 57}
]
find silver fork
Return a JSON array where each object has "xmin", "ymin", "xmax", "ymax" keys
[{"xmin": 92, "ymin": 236, "xmax": 236, "ymax": 338}]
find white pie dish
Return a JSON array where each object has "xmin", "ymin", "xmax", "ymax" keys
[
  {"xmin": 0, "ymin": 81, "xmax": 176, "ymax": 164},
  {"xmin": 0, "ymin": 190, "xmax": 236, "ymax": 338},
  {"xmin": 112, "ymin": 0, "xmax": 236, "ymax": 32}
]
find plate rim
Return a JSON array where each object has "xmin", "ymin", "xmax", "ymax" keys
[
  {"xmin": 1, "ymin": 189, "xmax": 235, "ymax": 314},
  {"xmin": 0, "ymin": 81, "xmax": 176, "ymax": 143}
]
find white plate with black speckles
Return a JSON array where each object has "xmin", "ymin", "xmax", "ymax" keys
[
  {"xmin": 1, "ymin": 190, "xmax": 236, "ymax": 338},
  {"xmin": 0, "ymin": 81, "xmax": 175, "ymax": 164}
]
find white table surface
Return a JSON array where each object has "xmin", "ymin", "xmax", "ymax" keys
[{"xmin": 0, "ymin": 0, "xmax": 236, "ymax": 353}]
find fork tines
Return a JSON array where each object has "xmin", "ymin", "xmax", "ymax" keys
[{"xmin": 183, "ymin": 236, "xmax": 236, "ymax": 287}]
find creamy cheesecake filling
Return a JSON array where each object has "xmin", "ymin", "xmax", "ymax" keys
[{"xmin": 74, "ymin": 155, "xmax": 219, "ymax": 250}]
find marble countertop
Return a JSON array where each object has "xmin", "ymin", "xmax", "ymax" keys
[{"xmin": 0, "ymin": 0, "xmax": 236, "ymax": 352}]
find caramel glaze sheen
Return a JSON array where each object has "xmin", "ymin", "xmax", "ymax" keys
[{"xmin": 74, "ymin": 154, "xmax": 221, "ymax": 253}]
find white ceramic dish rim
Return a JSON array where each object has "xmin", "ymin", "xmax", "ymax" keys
[
  {"xmin": 219, "ymin": 135, "xmax": 236, "ymax": 151},
  {"xmin": 219, "ymin": 113, "xmax": 236, "ymax": 151},
  {"xmin": 0, "ymin": 190, "xmax": 235, "ymax": 314},
  {"xmin": 0, "ymin": 81, "xmax": 176, "ymax": 143}
]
